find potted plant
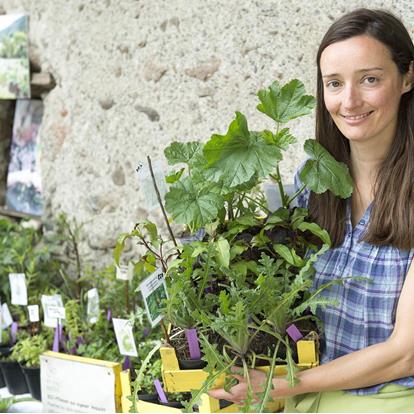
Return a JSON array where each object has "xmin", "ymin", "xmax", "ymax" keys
[
  {"xmin": 10, "ymin": 332, "xmax": 51, "ymax": 400},
  {"xmin": 116, "ymin": 79, "xmax": 354, "ymax": 412},
  {"xmin": 0, "ymin": 328, "xmax": 30, "ymax": 395}
]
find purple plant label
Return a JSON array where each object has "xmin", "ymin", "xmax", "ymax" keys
[
  {"xmin": 185, "ymin": 328, "xmax": 201, "ymax": 359},
  {"xmin": 286, "ymin": 324, "xmax": 303, "ymax": 342},
  {"xmin": 58, "ymin": 323, "xmax": 63, "ymax": 341},
  {"xmin": 10, "ymin": 322, "xmax": 18, "ymax": 344},
  {"xmin": 106, "ymin": 308, "xmax": 112, "ymax": 321},
  {"xmin": 52, "ymin": 325, "xmax": 60, "ymax": 352},
  {"xmin": 122, "ymin": 356, "xmax": 131, "ymax": 371},
  {"xmin": 154, "ymin": 379, "xmax": 168, "ymax": 403}
]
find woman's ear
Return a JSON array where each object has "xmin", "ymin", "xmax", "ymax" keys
[{"xmin": 402, "ymin": 60, "xmax": 414, "ymax": 94}]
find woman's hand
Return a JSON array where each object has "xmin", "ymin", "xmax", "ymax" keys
[{"xmin": 207, "ymin": 368, "xmax": 267, "ymax": 404}]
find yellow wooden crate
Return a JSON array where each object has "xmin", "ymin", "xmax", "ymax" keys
[{"xmin": 158, "ymin": 333, "xmax": 318, "ymax": 413}]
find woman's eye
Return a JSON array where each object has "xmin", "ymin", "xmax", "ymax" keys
[
  {"xmin": 363, "ymin": 76, "xmax": 378, "ymax": 84},
  {"xmin": 326, "ymin": 80, "xmax": 341, "ymax": 89}
]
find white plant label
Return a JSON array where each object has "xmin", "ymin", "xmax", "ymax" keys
[
  {"xmin": 112, "ymin": 318, "xmax": 138, "ymax": 357},
  {"xmin": 9, "ymin": 273, "xmax": 28, "ymax": 305},
  {"xmin": 41, "ymin": 294, "xmax": 64, "ymax": 327},
  {"xmin": 28, "ymin": 304, "xmax": 40, "ymax": 322},
  {"xmin": 135, "ymin": 159, "xmax": 167, "ymax": 210},
  {"xmin": 116, "ymin": 264, "xmax": 130, "ymax": 281},
  {"xmin": 1, "ymin": 303, "xmax": 13, "ymax": 328},
  {"xmin": 47, "ymin": 306, "xmax": 66, "ymax": 320},
  {"xmin": 87, "ymin": 288, "xmax": 100, "ymax": 324},
  {"xmin": 139, "ymin": 268, "xmax": 168, "ymax": 327}
]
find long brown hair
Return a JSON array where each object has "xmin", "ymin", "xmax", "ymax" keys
[{"xmin": 309, "ymin": 8, "xmax": 414, "ymax": 250}]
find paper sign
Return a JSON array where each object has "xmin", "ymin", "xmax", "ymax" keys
[
  {"xmin": 41, "ymin": 294, "xmax": 63, "ymax": 327},
  {"xmin": 9, "ymin": 273, "xmax": 28, "ymax": 305},
  {"xmin": 28, "ymin": 304, "xmax": 40, "ymax": 322},
  {"xmin": 1, "ymin": 303, "xmax": 13, "ymax": 328},
  {"xmin": 139, "ymin": 268, "xmax": 168, "ymax": 327},
  {"xmin": 135, "ymin": 159, "xmax": 167, "ymax": 210},
  {"xmin": 41, "ymin": 352, "xmax": 120, "ymax": 412},
  {"xmin": 87, "ymin": 288, "xmax": 100, "ymax": 324},
  {"xmin": 112, "ymin": 318, "xmax": 138, "ymax": 357}
]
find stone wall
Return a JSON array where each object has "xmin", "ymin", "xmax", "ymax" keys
[{"xmin": 0, "ymin": 0, "xmax": 412, "ymax": 263}]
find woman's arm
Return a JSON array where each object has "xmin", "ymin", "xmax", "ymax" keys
[{"xmin": 209, "ymin": 256, "xmax": 414, "ymax": 402}]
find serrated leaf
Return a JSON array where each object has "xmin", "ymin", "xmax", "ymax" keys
[
  {"xmin": 165, "ymin": 176, "xmax": 224, "ymax": 229},
  {"xmin": 164, "ymin": 141, "xmax": 202, "ymax": 166},
  {"xmin": 203, "ymin": 112, "xmax": 282, "ymax": 188},
  {"xmin": 215, "ymin": 237, "xmax": 230, "ymax": 268},
  {"xmin": 261, "ymin": 128, "xmax": 297, "ymax": 150},
  {"xmin": 257, "ymin": 79, "xmax": 315, "ymax": 124},
  {"xmin": 273, "ymin": 244, "xmax": 305, "ymax": 267},
  {"xmin": 300, "ymin": 140, "xmax": 353, "ymax": 198},
  {"xmin": 285, "ymin": 339, "xmax": 300, "ymax": 387}
]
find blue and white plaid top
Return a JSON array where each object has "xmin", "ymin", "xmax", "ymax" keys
[{"xmin": 294, "ymin": 169, "xmax": 414, "ymax": 395}]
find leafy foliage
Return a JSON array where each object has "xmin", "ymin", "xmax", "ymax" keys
[{"xmin": 117, "ymin": 79, "xmax": 354, "ymax": 412}]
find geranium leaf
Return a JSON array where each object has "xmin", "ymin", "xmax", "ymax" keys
[
  {"xmin": 203, "ymin": 112, "xmax": 281, "ymax": 188},
  {"xmin": 257, "ymin": 79, "xmax": 315, "ymax": 124},
  {"xmin": 164, "ymin": 141, "xmax": 203, "ymax": 166},
  {"xmin": 300, "ymin": 140, "xmax": 353, "ymax": 198},
  {"xmin": 165, "ymin": 177, "xmax": 224, "ymax": 229}
]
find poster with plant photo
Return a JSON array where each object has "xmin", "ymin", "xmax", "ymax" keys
[
  {"xmin": 6, "ymin": 100, "xmax": 44, "ymax": 216},
  {"xmin": 0, "ymin": 14, "xmax": 30, "ymax": 99}
]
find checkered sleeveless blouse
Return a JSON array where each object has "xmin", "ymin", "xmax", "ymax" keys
[{"xmin": 294, "ymin": 169, "xmax": 414, "ymax": 395}]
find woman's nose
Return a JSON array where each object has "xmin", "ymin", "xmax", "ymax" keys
[{"xmin": 342, "ymin": 85, "xmax": 363, "ymax": 111}]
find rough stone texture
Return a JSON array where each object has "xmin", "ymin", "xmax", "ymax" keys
[{"xmin": 0, "ymin": 0, "xmax": 412, "ymax": 263}]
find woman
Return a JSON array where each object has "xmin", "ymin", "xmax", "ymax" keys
[{"xmin": 209, "ymin": 8, "xmax": 414, "ymax": 412}]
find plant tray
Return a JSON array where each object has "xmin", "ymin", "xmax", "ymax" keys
[{"xmin": 158, "ymin": 332, "xmax": 319, "ymax": 412}]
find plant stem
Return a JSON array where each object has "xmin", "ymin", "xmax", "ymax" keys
[
  {"xmin": 124, "ymin": 280, "xmax": 129, "ymax": 314},
  {"xmin": 147, "ymin": 156, "xmax": 180, "ymax": 253},
  {"xmin": 160, "ymin": 320, "xmax": 171, "ymax": 344},
  {"xmin": 66, "ymin": 220, "xmax": 82, "ymax": 299},
  {"xmin": 240, "ymin": 193, "xmax": 270, "ymax": 213},
  {"xmin": 287, "ymin": 183, "xmax": 306, "ymax": 206}
]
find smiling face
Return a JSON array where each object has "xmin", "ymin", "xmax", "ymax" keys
[{"xmin": 320, "ymin": 35, "xmax": 412, "ymax": 148}]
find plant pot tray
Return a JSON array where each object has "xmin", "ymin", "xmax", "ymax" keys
[{"xmin": 157, "ymin": 332, "xmax": 319, "ymax": 413}]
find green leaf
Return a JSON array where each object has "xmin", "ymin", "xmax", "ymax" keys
[
  {"xmin": 113, "ymin": 232, "xmax": 130, "ymax": 266},
  {"xmin": 300, "ymin": 140, "xmax": 353, "ymax": 198},
  {"xmin": 164, "ymin": 141, "xmax": 202, "ymax": 166},
  {"xmin": 215, "ymin": 237, "xmax": 230, "ymax": 268},
  {"xmin": 261, "ymin": 128, "xmax": 296, "ymax": 150},
  {"xmin": 165, "ymin": 168, "xmax": 185, "ymax": 184},
  {"xmin": 264, "ymin": 207, "xmax": 290, "ymax": 229},
  {"xmin": 297, "ymin": 222, "xmax": 331, "ymax": 246},
  {"xmin": 257, "ymin": 80, "xmax": 315, "ymax": 124},
  {"xmin": 273, "ymin": 244, "xmax": 305, "ymax": 267},
  {"xmin": 285, "ymin": 337, "xmax": 300, "ymax": 387},
  {"xmin": 203, "ymin": 112, "xmax": 282, "ymax": 188},
  {"xmin": 165, "ymin": 176, "xmax": 224, "ymax": 229}
]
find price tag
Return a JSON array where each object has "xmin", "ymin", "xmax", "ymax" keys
[
  {"xmin": 139, "ymin": 268, "xmax": 168, "ymax": 327},
  {"xmin": 1, "ymin": 303, "xmax": 13, "ymax": 328},
  {"xmin": 112, "ymin": 318, "xmax": 138, "ymax": 357},
  {"xmin": 28, "ymin": 304, "xmax": 40, "ymax": 322},
  {"xmin": 87, "ymin": 288, "xmax": 100, "ymax": 324},
  {"xmin": 41, "ymin": 294, "xmax": 64, "ymax": 327},
  {"xmin": 9, "ymin": 273, "xmax": 28, "ymax": 305}
]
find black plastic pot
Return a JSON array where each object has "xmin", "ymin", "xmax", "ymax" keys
[
  {"xmin": 138, "ymin": 393, "xmax": 159, "ymax": 403},
  {"xmin": 21, "ymin": 365, "xmax": 41, "ymax": 401},
  {"xmin": 178, "ymin": 358, "xmax": 207, "ymax": 370},
  {"xmin": 0, "ymin": 366, "xmax": 5, "ymax": 388},
  {"xmin": 0, "ymin": 360, "xmax": 29, "ymax": 395},
  {"xmin": 0, "ymin": 346, "xmax": 12, "ymax": 357}
]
